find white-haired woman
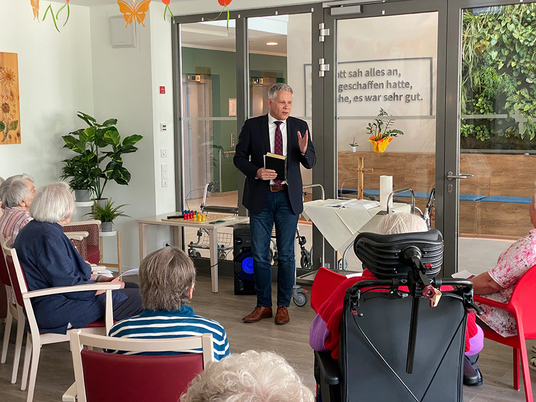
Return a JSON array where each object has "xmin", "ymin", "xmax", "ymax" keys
[
  {"xmin": 109, "ymin": 246, "xmax": 230, "ymax": 361},
  {"xmin": 181, "ymin": 350, "xmax": 314, "ymax": 402},
  {"xmin": 0, "ymin": 174, "xmax": 35, "ymax": 245},
  {"xmin": 13, "ymin": 183, "xmax": 142, "ymax": 334}
]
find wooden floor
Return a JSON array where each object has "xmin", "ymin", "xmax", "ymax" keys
[{"xmin": 0, "ymin": 268, "xmax": 535, "ymax": 401}]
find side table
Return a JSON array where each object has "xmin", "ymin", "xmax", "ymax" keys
[{"xmin": 99, "ymin": 230, "xmax": 122, "ymax": 275}]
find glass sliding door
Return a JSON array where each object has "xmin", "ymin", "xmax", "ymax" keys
[
  {"xmin": 179, "ymin": 20, "xmax": 238, "ymax": 211},
  {"xmin": 325, "ymin": 1, "xmax": 444, "ymax": 269},
  {"xmin": 453, "ymin": 2, "xmax": 536, "ymax": 274},
  {"xmin": 246, "ymin": 13, "xmax": 314, "ymax": 190}
]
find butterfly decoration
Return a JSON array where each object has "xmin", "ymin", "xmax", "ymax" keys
[
  {"xmin": 30, "ymin": 0, "xmax": 40, "ymax": 20},
  {"xmin": 162, "ymin": 0, "xmax": 174, "ymax": 22},
  {"xmin": 212, "ymin": 0, "xmax": 233, "ymax": 30},
  {"xmin": 117, "ymin": 0, "xmax": 152, "ymax": 27},
  {"xmin": 42, "ymin": 0, "xmax": 71, "ymax": 32}
]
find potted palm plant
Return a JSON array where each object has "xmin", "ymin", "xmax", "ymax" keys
[
  {"xmin": 61, "ymin": 111, "xmax": 143, "ymax": 204},
  {"xmin": 88, "ymin": 198, "xmax": 131, "ymax": 232},
  {"xmin": 366, "ymin": 108, "xmax": 404, "ymax": 153}
]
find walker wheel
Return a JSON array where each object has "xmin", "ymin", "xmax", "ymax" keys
[
  {"xmin": 300, "ymin": 249, "xmax": 312, "ymax": 270},
  {"xmin": 293, "ymin": 290, "xmax": 308, "ymax": 307},
  {"xmin": 188, "ymin": 249, "xmax": 201, "ymax": 258}
]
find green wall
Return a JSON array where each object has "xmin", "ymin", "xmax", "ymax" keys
[{"xmin": 182, "ymin": 47, "xmax": 287, "ymax": 192}]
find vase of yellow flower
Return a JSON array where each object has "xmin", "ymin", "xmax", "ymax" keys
[{"xmin": 366, "ymin": 108, "xmax": 404, "ymax": 153}]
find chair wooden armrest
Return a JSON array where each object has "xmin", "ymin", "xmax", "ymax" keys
[
  {"xmin": 64, "ymin": 220, "xmax": 102, "ymax": 227},
  {"xmin": 62, "ymin": 383, "xmax": 77, "ymax": 402},
  {"xmin": 23, "ymin": 283, "xmax": 122, "ymax": 299},
  {"xmin": 65, "ymin": 232, "xmax": 89, "ymax": 242}
]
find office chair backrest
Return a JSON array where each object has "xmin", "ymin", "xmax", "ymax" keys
[{"xmin": 353, "ymin": 229, "xmax": 443, "ymax": 279}]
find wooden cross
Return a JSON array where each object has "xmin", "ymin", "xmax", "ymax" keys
[{"xmin": 351, "ymin": 157, "xmax": 374, "ymax": 200}]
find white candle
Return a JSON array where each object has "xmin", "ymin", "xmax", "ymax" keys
[{"xmin": 380, "ymin": 175, "xmax": 393, "ymax": 209}]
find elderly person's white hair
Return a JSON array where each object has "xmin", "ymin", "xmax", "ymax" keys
[
  {"xmin": 268, "ymin": 83, "xmax": 293, "ymax": 100},
  {"xmin": 30, "ymin": 182, "xmax": 76, "ymax": 223},
  {"xmin": 376, "ymin": 212, "xmax": 428, "ymax": 235},
  {"xmin": 181, "ymin": 350, "xmax": 314, "ymax": 402},
  {"xmin": 0, "ymin": 173, "xmax": 34, "ymax": 208}
]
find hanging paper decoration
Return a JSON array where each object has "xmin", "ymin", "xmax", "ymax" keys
[
  {"xmin": 211, "ymin": 0, "xmax": 232, "ymax": 30},
  {"xmin": 42, "ymin": 1, "xmax": 70, "ymax": 32},
  {"xmin": 56, "ymin": 0, "xmax": 71, "ymax": 27},
  {"xmin": 0, "ymin": 52, "xmax": 21, "ymax": 145},
  {"xmin": 30, "ymin": 0, "xmax": 40, "ymax": 20},
  {"xmin": 162, "ymin": 0, "xmax": 174, "ymax": 22},
  {"xmin": 117, "ymin": 0, "xmax": 152, "ymax": 27}
]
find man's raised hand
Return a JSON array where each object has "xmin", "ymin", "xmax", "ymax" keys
[{"xmin": 297, "ymin": 130, "xmax": 309, "ymax": 154}]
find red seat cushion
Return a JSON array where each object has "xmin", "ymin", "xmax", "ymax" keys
[{"xmin": 86, "ymin": 245, "xmax": 100, "ymax": 265}]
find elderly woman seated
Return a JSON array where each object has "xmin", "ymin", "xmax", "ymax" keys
[
  {"xmin": 309, "ymin": 212, "xmax": 484, "ymax": 386},
  {"xmin": 109, "ymin": 246, "xmax": 230, "ymax": 361},
  {"xmin": 181, "ymin": 350, "xmax": 314, "ymax": 402},
  {"xmin": 0, "ymin": 174, "xmax": 35, "ymax": 245},
  {"xmin": 13, "ymin": 182, "xmax": 142, "ymax": 334},
  {"xmin": 470, "ymin": 190, "xmax": 536, "ymax": 368}
]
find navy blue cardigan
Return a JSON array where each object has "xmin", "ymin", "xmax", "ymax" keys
[{"xmin": 13, "ymin": 220, "xmax": 126, "ymax": 334}]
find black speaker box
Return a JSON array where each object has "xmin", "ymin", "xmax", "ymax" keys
[{"xmin": 234, "ymin": 224, "xmax": 256, "ymax": 295}]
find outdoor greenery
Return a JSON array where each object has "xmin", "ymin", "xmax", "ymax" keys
[
  {"xmin": 87, "ymin": 198, "xmax": 130, "ymax": 223},
  {"xmin": 60, "ymin": 112, "xmax": 143, "ymax": 198},
  {"xmin": 461, "ymin": 5, "xmax": 536, "ymax": 150}
]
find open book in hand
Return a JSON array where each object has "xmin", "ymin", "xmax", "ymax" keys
[{"xmin": 265, "ymin": 152, "xmax": 287, "ymax": 182}]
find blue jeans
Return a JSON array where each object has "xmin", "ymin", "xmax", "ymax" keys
[{"xmin": 250, "ymin": 190, "xmax": 299, "ymax": 307}]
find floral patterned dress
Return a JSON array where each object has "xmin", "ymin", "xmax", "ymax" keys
[{"xmin": 476, "ymin": 229, "xmax": 536, "ymax": 337}]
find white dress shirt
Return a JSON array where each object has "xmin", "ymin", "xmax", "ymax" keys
[{"xmin": 267, "ymin": 113, "xmax": 287, "ymax": 185}]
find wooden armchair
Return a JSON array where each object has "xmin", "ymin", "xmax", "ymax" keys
[
  {"xmin": 62, "ymin": 331, "xmax": 215, "ymax": 402},
  {"xmin": 64, "ymin": 220, "xmax": 101, "ymax": 264},
  {"xmin": 2, "ymin": 240, "xmax": 120, "ymax": 402}
]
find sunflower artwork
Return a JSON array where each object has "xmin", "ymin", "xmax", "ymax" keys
[{"xmin": 0, "ymin": 53, "xmax": 20, "ymax": 145}]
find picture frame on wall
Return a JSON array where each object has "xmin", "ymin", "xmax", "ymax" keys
[{"xmin": 0, "ymin": 52, "xmax": 21, "ymax": 145}]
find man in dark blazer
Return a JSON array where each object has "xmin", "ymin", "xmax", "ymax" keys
[{"xmin": 234, "ymin": 83, "xmax": 316, "ymax": 325}]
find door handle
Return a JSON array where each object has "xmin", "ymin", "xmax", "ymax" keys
[{"xmin": 446, "ymin": 171, "xmax": 473, "ymax": 181}]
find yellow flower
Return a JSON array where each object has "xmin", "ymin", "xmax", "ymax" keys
[
  {"xmin": 0, "ymin": 94, "xmax": 17, "ymax": 122},
  {"xmin": 0, "ymin": 67, "xmax": 17, "ymax": 89}
]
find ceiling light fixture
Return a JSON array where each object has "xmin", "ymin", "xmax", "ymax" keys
[{"xmin": 266, "ymin": 42, "xmax": 278, "ymax": 46}]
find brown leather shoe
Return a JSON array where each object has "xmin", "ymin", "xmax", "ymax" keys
[
  {"xmin": 274, "ymin": 306, "xmax": 290, "ymax": 325},
  {"xmin": 242, "ymin": 306, "xmax": 273, "ymax": 323}
]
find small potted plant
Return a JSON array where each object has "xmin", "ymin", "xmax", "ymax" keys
[
  {"xmin": 366, "ymin": 108, "xmax": 404, "ymax": 153},
  {"xmin": 88, "ymin": 198, "xmax": 131, "ymax": 232},
  {"xmin": 349, "ymin": 137, "xmax": 359, "ymax": 152}
]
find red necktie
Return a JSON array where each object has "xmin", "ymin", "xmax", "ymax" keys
[{"xmin": 274, "ymin": 121, "xmax": 283, "ymax": 185}]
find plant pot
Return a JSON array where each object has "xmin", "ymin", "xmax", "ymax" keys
[
  {"xmin": 101, "ymin": 221, "xmax": 113, "ymax": 232},
  {"xmin": 369, "ymin": 136, "xmax": 393, "ymax": 153},
  {"xmin": 351, "ymin": 146, "xmax": 357, "ymax": 152},
  {"xmin": 74, "ymin": 189, "xmax": 92, "ymax": 202},
  {"xmin": 95, "ymin": 198, "xmax": 108, "ymax": 209}
]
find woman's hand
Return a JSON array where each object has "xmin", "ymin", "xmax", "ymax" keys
[{"xmin": 95, "ymin": 276, "xmax": 125, "ymax": 295}]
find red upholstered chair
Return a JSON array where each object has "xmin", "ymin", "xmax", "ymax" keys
[
  {"xmin": 473, "ymin": 266, "xmax": 536, "ymax": 402},
  {"xmin": 0, "ymin": 236, "xmax": 25, "ymax": 384},
  {"xmin": 62, "ymin": 331, "xmax": 215, "ymax": 402},
  {"xmin": 64, "ymin": 220, "xmax": 101, "ymax": 264},
  {"xmin": 311, "ymin": 267, "xmax": 348, "ymax": 313},
  {"xmin": 1, "ymin": 241, "xmax": 120, "ymax": 402}
]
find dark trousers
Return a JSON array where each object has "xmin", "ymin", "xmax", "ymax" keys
[
  {"xmin": 112, "ymin": 282, "xmax": 143, "ymax": 322},
  {"xmin": 250, "ymin": 190, "xmax": 299, "ymax": 307}
]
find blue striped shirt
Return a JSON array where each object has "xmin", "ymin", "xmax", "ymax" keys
[{"xmin": 108, "ymin": 306, "xmax": 230, "ymax": 361}]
